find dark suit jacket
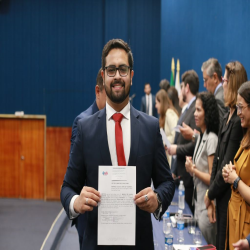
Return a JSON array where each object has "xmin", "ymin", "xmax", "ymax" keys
[
  {"xmin": 140, "ymin": 94, "xmax": 158, "ymax": 118},
  {"xmin": 176, "ymin": 100, "xmax": 199, "ymax": 188},
  {"xmin": 214, "ymin": 85, "xmax": 228, "ymax": 126},
  {"xmin": 61, "ymin": 105, "xmax": 175, "ymax": 250},
  {"xmin": 208, "ymin": 110, "xmax": 243, "ymax": 250},
  {"xmin": 69, "ymin": 101, "xmax": 99, "ymax": 247}
]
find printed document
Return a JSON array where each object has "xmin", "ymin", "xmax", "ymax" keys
[{"xmin": 98, "ymin": 166, "xmax": 136, "ymax": 245}]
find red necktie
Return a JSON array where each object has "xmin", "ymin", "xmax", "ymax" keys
[{"xmin": 112, "ymin": 113, "xmax": 126, "ymax": 166}]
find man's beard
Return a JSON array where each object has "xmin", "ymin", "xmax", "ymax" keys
[{"xmin": 105, "ymin": 80, "xmax": 130, "ymax": 104}]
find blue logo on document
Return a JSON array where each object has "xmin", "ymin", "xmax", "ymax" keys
[{"xmin": 102, "ymin": 171, "xmax": 108, "ymax": 176}]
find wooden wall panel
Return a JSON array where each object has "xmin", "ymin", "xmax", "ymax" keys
[
  {"xmin": 0, "ymin": 119, "xmax": 21, "ymax": 197},
  {"xmin": 20, "ymin": 119, "xmax": 45, "ymax": 199},
  {"xmin": 46, "ymin": 127, "xmax": 71, "ymax": 200}
]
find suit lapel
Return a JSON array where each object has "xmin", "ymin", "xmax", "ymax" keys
[
  {"xmin": 98, "ymin": 108, "xmax": 112, "ymax": 165},
  {"xmin": 194, "ymin": 131, "xmax": 208, "ymax": 164},
  {"xmin": 128, "ymin": 106, "xmax": 140, "ymax": 166}
]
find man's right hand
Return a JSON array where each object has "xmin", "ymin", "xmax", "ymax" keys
[{"xmin": 74, "ymin": 186, "xmax": 101, "ymax": 214}]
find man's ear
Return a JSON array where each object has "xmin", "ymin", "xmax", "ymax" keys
[
  {"xmin": 101, "ymin": 70, "xmax": 105, "ymax": 85},
  {"xmin": 130, "ymin": 70, "xmax": 134, "ymax": 86},
  {"xmin": 95, "ymin": 85, "xmax": 100, "ymax": 98}
]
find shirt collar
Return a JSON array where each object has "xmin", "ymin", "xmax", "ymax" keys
[
  {"xmin": 214, "ymin": 83, "xmax": 222, "ymax": 95},
  {"xmin": 106, "ymin": 101, "xmax": 130, "ymax": 121},
  {"xmin": 187, "ymin": 96, "xmax": 196, "ymax": 109}
]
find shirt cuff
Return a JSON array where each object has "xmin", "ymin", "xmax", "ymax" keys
[
  {"xmin": 153, "ymin": 204, "xmax": 162, "ymax": 221},
  {"xmin": 69, "ymin": 195, "xmax": 80, "ymax": 219}
]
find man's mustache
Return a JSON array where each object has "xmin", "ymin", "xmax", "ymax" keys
[{"xmin": 111, "ymin": 80, "xmax": 125, "ymax": 87}]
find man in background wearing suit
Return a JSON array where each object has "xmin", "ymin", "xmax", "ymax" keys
[
  {"xmin": 69, "ymin": 68, "xmax": 106, "ymax": 249},
  {"xmin": 178, "ymin": 58, "xmax": 227, "ymax": 141},
  {"xmin": 167, "ymin": 70, "xmax": 199, "ymax": 213},
  {"xmin": 140, "ymin": 83, "xmax": 158, "ymax": 117},
  {"xmin": 61, "ymin": 38, "xmax": 174, "ymax": 250},
  {"xmin": 201, "ymin": 58, "xmax": 227, "ymax": 123}
]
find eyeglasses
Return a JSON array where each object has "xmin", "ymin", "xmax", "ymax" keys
[
  {"xmin": 236, "ymin": 104, "xmax": 249, "ymax": 113},
  {"xmin": 221, "ymin": 77, "xmax": 228, "ymax": 84},
  {"xmin": 104, "ymin": 65, "xmax": 131, "ymax": 77}
]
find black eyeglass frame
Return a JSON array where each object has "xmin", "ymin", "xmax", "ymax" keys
[{"xmin": 104, "ymin": 65, "xmax": 132, "ymax": 77}]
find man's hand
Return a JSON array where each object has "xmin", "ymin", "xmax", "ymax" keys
[
  {"xmin": 233, "ymin": 239, "xmax": 250, "ymax": 250},
  {"xmin": 179, "ymin": 123, "xmax": 194, "ymax": 140},
  {"xmin": 207, "ymin": 201, "xmax": 216, "ymax": 223},
  {"xmin": 167, "ymin": 144, "xmax": 177, "ymax": 156},
  {"xmin": 134, "ymin": 187, "xmax": 158, "ymax": 213},
  {"xmin": 74, "ymin": 186, "xmax": 101, "ymax": 214}
]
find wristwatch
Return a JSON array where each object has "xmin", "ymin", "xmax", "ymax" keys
[
  {"xmin": 153, "ymin": 191, "xmax": 162, "ymax": 220},
  {"xmin": 192, "ymin": 133, "xmax": 196, "ymax": 143},
  {"xmin": 233, "ymin": 176, "xmax": 241, "ymax": 190}
]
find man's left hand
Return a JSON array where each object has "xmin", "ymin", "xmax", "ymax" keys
[
  {"xmin": 179, "ymin": 122, "xmax": 194, "ymax": 140},
  {"xmin": 134, "ymin": 187, "xmax": 158, "ymax": 213},
  {"xmin": 167, "ymin": 144, "xmax": 177, "ymax": 155}
]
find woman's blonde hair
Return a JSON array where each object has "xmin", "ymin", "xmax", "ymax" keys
[{"xmin": 156, "ymin": 89, "xmax": 179, "ymax": 128}]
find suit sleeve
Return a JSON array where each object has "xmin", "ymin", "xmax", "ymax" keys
[
  {"xmin": 61, "ymin": 121, "xmax": 86, "ymax": 219},
  {"xmin": 208, "ymin": 119, "xmax": 242, "ymax": 200},
  {"xmin": 70, "ymin": 116, "xmax": 80, "ymax": 153},
  {"xmin": 152, "ymin": 120, "xmax": 175, "ymax": 218},
  {"xmin": 246, "ymin": 234, "xmax": 250, "ymax": 248}
]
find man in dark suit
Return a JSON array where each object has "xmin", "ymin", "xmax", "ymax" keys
[
  {"xmin": 178, "ymin": 58, "xmax": 227, "ymax": 142},
  {"xmin": 69, "ymin": 68, "xmax": 106, "ymax": 249},
  {"xmin": 140, "ymin": 83, "xmax": 158, "ymax": 117},
  {"xmin": 201, "ymin": 58, "xmax": 227, "ymax": 123},
  {"xmin": 167, "ymin": 70, "xmax": 200, "ymax": 213},
  {"xmin": 61, "ymin": 39, "xmax": 174, "ymax": 250}
]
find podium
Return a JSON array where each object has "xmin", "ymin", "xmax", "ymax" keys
[{"xmin": 0, "ymin": 114, "xmax": 46, "ymax": 199}]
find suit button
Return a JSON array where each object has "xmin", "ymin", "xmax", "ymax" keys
[{"xmin": 217, "ymin": 157, "xmax": 219, "ymax": 160}]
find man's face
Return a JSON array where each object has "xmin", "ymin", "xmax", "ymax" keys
[
  {"xmin": 181, "ymin": 82, "xmax": 186, "ymax": 102},
  {"xmin": 102, "ymin": 48, "xmax": 134, "ymax": 105},
  {"xmin": 144, "ymin": 84, "xmax": 151, "ymax": 95},
  {"xmin": 203, "ymin": 69, "xmax": 216, "ymax": 94}
]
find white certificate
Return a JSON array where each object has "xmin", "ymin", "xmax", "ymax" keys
[
  {"xmin": 160, "ymin": 128, "xmax": 171, "ymax": 147},
  {"xmin": 98, "ymin": 166, "xmax": 136, "ymax": 246}
]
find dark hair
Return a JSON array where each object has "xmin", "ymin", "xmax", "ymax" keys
[
  {"xmin": 238, "ymin": 81, "xmax": 250, "ymax": 149},
  {"xmin": 181, "ymin": 70, "xmax": 199, "ymax": 95},
  {"xmin": 96, "ymin": 68, "xmax": 103, "ymax": 91},
  {"xmin": 159, "ymin": 79, "xmax": 170, "ymax": 92},
  {"xmin": 196, "ymin": 92, "xmax": 219, "ymax": 135},
  {"xmin": 156, "ymin": 89, "xmax": 179, "ymax": 128},
  {"xmin": 167, "ymin": 86, "xmax": 181, "ymax": 115},
  {"xmin": 225, "ymin": 61, "xmax": 248, "ymax": 108},
  {"xmin": 144, "ymin": 83, "xmax": 151, "ymax": 87},
  {"xmin": 201, "ymin": 58, "xmax": 222, "ymax": 79},
  {"xmin": 102, "ymin": 39, "xmax": 134, "ymax": 69}
]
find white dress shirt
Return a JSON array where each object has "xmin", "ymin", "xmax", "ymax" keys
[
  {"xmin": 69, "ymin": 101, "xmax": 131, "ymax": 218},
  {"xmin": 146, "ymin": 93, "xmax": 153, "ymax": 116}
]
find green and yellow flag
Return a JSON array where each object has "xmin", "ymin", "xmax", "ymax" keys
[{"xmin": 170, "ymin": 58, "xmax": 175, "ymax": 86}]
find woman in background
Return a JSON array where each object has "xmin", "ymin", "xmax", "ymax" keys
[
  {"xmin": 185, "ymin": 92, "xmax": 219, "ymax": 245},
  {"xmin": 155, "ymin": 89, "xmax": 179, "ymax": 166},
  {"xmin": 222, "ymin": 81, "xmax": 250, "ymax": 250},
  {"xmin": 204, "ymin": 61, "xmax": 247, "ymax": 250},
  {"xmin": 167, "ymin": 86, "xmax": 181, "ymax": 115}
]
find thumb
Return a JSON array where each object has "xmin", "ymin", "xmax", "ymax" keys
[
  {"xmin": 182, "ymin": 122, "xmax": 187, "ymax": 127},
  {"xmin": 232, "ymin": 240, "xmax": 241, "ymax": 247}
]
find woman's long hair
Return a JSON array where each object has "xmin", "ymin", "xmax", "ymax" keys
[{"xmin": 156, "ymin": 89, "xmax": 179, "ymax": 128}]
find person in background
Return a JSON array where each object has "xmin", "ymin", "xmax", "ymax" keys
[
  {"xmin": 167, "ymin": 70, "xmax": 200, "ymax": 213},
  {"xmin": 179, "ymin": 58, "xmax": 227, "ymax": 141},
  {"xmin": 204, "ymin": 61, "xmax": 247, "ymax": 250},
  {"xmin": 185, "ymin": 92, "xmax": 219, "ymax": 245},
  {"xmin": 69, "ymin": 68, "xmax": 106, "ymax": 249},
  {"xmin": 222, "ymin": 80, "xmax": 250, "ymax": 250},
  {"xmin": 159, "ymin": 79, "xmax": 170, "ymax": 93},
  {"xmin": 201, "ymin": 58, "xmax": 227, "ymax": 123},
  {"xmin": 140, "ymin": 83, "xmax": 158, "ymax": 117},
  {"xmin": 167, "ymin": 86, "xmax": 181, "ymax": 115},
  {"xmin": 233, "ymin": 234, "xmax": 250, "ymax": 250},
  {"xmin": 155, "ymin": 89, "xmax": 179, "ymax": 167}
]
